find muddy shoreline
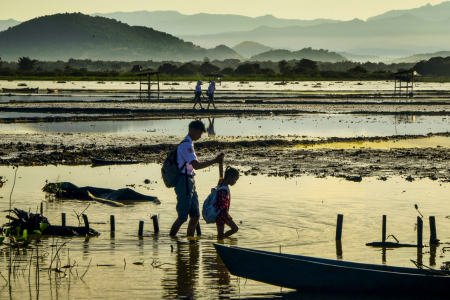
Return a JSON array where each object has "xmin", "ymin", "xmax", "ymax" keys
[{"xmin": 1, "ymin": 132, "xmax": 449, "ymax": 183}]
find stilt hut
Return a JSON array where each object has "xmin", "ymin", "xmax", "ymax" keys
[
  {"xmin": 392, "ymin": 70, "xmax": 420, "ymax": 97},
  {"xmin": 138, "ymin": 71, "xmax": 161, "ymax": 95},
  {"xmin": 206, "ymin": 73, "xmax": 224, "ymax": 86}
]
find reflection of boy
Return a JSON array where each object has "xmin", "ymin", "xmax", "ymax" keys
[
  {"xmin": 207, "ymin": 117, "xmax": 216, "ymax": 138},
  {"xmin": 170, "ymin": 120, "xmax": 224, "ymax": 236}
]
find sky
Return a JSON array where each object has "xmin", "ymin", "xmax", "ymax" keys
[{"xmin": 1, "ymin": 0, "xmax": 447, "ymax": 21}]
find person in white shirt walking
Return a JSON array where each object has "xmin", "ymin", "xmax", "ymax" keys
[
  {"xmin": 206, "ymin": 81, "xmax": 217, "ymax": 110},
  {"xmin": 170, "ymin": 120, "xmax": 224, "ymax": 236},
  {"xmin": 193, "ymin": 81, "xmax": 204, "ymax": 110}
]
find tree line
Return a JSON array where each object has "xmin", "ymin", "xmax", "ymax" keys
[{"xmin": 1, "ymin": 56, "xmax": 449, "ymax": 78}]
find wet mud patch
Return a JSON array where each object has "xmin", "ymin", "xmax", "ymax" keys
[{"xmin": 1, "ymin": 133, "xmax": 450, "ymax": 183}]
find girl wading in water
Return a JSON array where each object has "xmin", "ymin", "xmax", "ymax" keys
[
  {"xmin": 206, "ymin": 81, "xmax": 217, "ymax": 110},
  {"xmin": 193, "ymin": 81, "xmax": 205, "ymax": 110},
  {"xmin": 215, "ymin": 167, "xmax": 240, "ymax": 239}
]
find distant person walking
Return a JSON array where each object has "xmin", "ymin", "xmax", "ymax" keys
[
  {"xmin": 170, "ymin": 120, "xmax": 224, "ymax": 237},
  {"xmin": 206, "ymin": 81, "xmax": 217, "ymax": 110},
  {"xmin": 193, "ymin": 81, "xmax": 204, "ymax": 110}
]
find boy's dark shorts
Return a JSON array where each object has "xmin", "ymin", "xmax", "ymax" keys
[
  {"xmin": 174, "ymin": 175, "xmax": 200, "ymax": 222},
  {"xmin": 194, "ymin": 92, "xmax": 202, "ymax": 102}
]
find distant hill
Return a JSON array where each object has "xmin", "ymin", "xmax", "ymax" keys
[
  {"xmin": 0, "ymin": 19, "xmax": 21, "ymax": 32},
  {"xmin": 249, "ymin": 48, "xmax": 346, "ymax": 62},
  {"xmin": 232, "ymin": 41, "xmax": 273, "ymax": 58},
  {"xmin": 0, "ymin": 13, "xmax": 242, "ymax": 62},
  {"xmin": 367, "ymin": 1, "xmax": 450, "ymax": 21},
  {"xmin": 207, "ymin": 45, "xmax": 244, "ymax": 60},
  {"xmin": 93, "ymin": 11, "xmax": 341, "ymax": 36},
  {"xmin": 182, "ymin": 13, "xmax": 450, "ymax": 57},
  {"xmin": 390, "ymin": 51, "xmax": 450, "ymax": 63},
  {"xmin": 337, "ymin": 52, "xmax": 383, "ymax": 63}
]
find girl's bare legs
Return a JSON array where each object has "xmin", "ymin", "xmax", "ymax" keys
[{"xmin": 217, "ymin": 219, "xmax": 238, "ymax": 239}]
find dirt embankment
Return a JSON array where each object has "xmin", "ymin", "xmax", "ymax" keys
[{"xmin": 1, "ymin": 133, "xmax": 449, "ymax": 183}]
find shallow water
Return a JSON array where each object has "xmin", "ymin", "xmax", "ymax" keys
[
  {"xmin": 0, "ymin": 114, "xmax": 449, "ymax": 138},
  {"xmin": 2, "ymin": 80, "xmax": 450, "ymax": 92},
  {"xmin": 0, "ymin": 112, "xmax": 110, "ymax": 118},
  {"xmin": 297, "ymin": 136, "xmax": 450, "ymax": 149},
  {"xmin": 0, "ymin": 164, "xmax": 449, "ymax": 299}
]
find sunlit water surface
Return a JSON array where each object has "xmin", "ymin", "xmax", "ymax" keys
[
  {"xmin": 0, "ymin": 115, "xmax": 449, "ymax": 138},
  {"xmin": 0, "ymin": 164, "xmax": 449, "ymax": 299}
]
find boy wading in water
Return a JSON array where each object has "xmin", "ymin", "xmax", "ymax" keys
[
  {"xmin": 216, "ymin": 167, "xmax": 240, "ymax": 239},
  {"xmin": 170, "ymin": 120, "xmax": 224, "ymax": 237}
]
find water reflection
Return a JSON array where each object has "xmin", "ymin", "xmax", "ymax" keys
[
  {"xmin": 430, "ymin": 245, "xmax": 437, "ymax": 267},
  {"xmin": 2, "ymin": 114, "xmax": 450, "ymax": 138},
  {"xmin": 335, "ymin": 240, "xmax": 343, "ymax": 260},
  {"xmin": 202, "ymin": 241, "xmax": 234, "ymax": 298},
  {"xmin": 163, "ymin": 240, "xmax": 200, "ymax": 299},
  {"xmin": 207, "ymin": 117, "xmax": 216, "ymax": 139}
]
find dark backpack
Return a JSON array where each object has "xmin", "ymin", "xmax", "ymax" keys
[{"xmin": 161, "ymin": 139, "xmax": 190, "ymax": 188}]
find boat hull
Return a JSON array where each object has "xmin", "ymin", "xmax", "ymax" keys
[
  {"xmin": 214, "ymin": 244, "xmax": 450, "ymax": 296},
  {"xmin": 2, "ymin": 88, "xmax": 39, "ymax": 93}
]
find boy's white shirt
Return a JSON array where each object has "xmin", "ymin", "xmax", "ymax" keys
[{"xmin": 177, "ymin": 135, "xmax": 197, "ymax": 175}]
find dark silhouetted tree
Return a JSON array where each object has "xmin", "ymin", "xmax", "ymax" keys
[
  {"xmin": 347, "ymin": 65, "xmax": 368, "ymax": 73},
  {"xmin": 131, "ymin": 65, "xmax": 142, "ymax": 72},
  {"xmin": 294, "ymin": 59, "xmax": 319, "ymax": 73},
  {"xmin": 234, "ymin": 63, "xmax": 258, "ymax": 75},
  {"xmin": 198, "ymin": 61, "xmax": 220, "ymax": 75},
  {"xmin": 158, "ymin": 63, "xmax": 177, "ymax": 74},
  {"xmin": 18, "ymin": 57, "xmax": 38, "ymax": 71}
]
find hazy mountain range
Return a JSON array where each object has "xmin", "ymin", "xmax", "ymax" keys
[
  {"xmin": 2, "ymin": 2, "xmax": 450, "ymax": 62},
  {"xmin": 249, "ymin": 48, "xmax": 345, "ymax": 62},
  {"xmin": 367, "ymin": 1, "xmax": 450, "ymax": 21},
  {"xmin": 389, "ymin": 51, "xmax": 450, "ymax": 63},
  {"xmin": 0, "ymin": 19, "xmax": 21, "ymax": 32},
  {"xmin": 92, "ymin": 11, "xmax": 340, "ymax": 36},
  {"xmin": 182, "ymin": 13, "xmax": 450, "ymax": 58},
  {"xmin": 232, "ymin": 41, "xmax": 273, "ymax": 58},
  {"xmin": 0, "ymin": 13, "xmax": 244, "ymax": 61}
]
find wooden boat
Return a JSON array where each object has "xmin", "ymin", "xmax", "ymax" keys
[
  {"xmin": 2, "ymin": 87, "xmax": 38, "ymax": 93},
  {"xmin": 214, "ymin": 244, "xmax": 450, "ymax": 296},
  {"xmin": 47, "ymin": 88, "xmax": 58, "ymax": 93}
]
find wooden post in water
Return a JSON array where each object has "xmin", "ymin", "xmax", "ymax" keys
[
  {"xmin": 336, "ymin": 214, "xmax": 344, "ymax": 241},
  {"xmin": 82, "ymin": 214, "xmax": 89, "ymax": 230},
  {"xmin": 40, "ymin": 202, "xmax": 43, "ymax": 216},
  {"xmin": 61, "ymin": 213, "xmax": 66, "ymax": 227},
  {"xmin": 151, "ymin": 215, "xmax": 159, "ymax": 234},
  {"xmin": 138, "ymin": 221, "xmax": 144, "ymax": 236},
  {"xmin": 335, "ymin": 240, "xmax": 343, "ymax": 260},
  {"xmin": 196, "ymin": 222, "xmax": 202, "ymax": 236},
  {"xmin": 110, "ymin": 215, "xmax": 115, "ymax": 232},
  {"xmin": 417, "ymin": 216, "xmax": 423, "ymax": 248},
  {"xmin": 382, "ymin": 215, "xmax": 387, "ymax": 243},
  {"xmin": 429, "ymin": 216, "xmax": 439, "ymax": 245}
]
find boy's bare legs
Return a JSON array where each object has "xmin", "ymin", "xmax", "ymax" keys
[
  {"xmin": 170, "ymin": 218, "xmax": 185, "ymax": 236},
  {"xmin": 170, "ymin": 216, "xmax": 200, "ymax": 236},
  {"xmin": 217, "ymin": 219, "xmax": 238, "ymax": 239},
  {"xmin": 186, "ymin": 217, "xmax": 199, "ymax": 236}
]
